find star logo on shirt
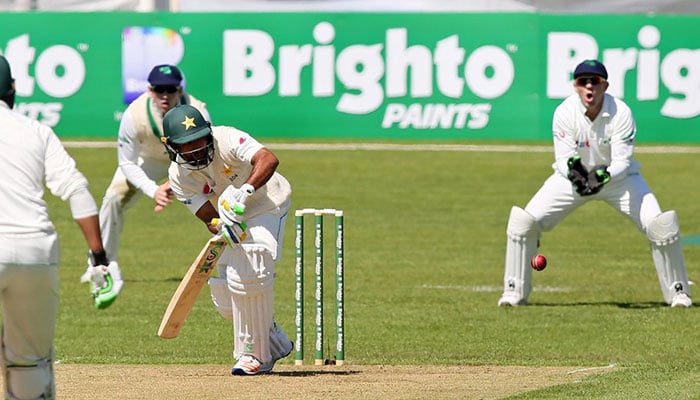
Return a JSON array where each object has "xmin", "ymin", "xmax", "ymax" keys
[{"xmin": 181, "ymin": 116, "xmax": 196, "ymax": 130}]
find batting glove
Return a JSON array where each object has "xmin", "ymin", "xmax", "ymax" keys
[
  {"xmin": 214, "ymin": 218, "xmax": 248, "ymax": 247},
  {"xmin": 218, "ymin": 183, "xmax": 254, "ymax": 224},
  {"xmin": 81, "ymin": 251, "xmax": 124, "ymax": 309}
]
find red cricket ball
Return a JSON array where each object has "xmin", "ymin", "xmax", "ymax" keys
[{"xmin": 531, "ymin": 254, "xmax": 547, "ymax": 271}]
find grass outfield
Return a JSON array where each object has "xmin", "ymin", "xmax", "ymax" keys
[{"xmin": 43, "ymin": 143, "xmax": 700, "ymax": 398}]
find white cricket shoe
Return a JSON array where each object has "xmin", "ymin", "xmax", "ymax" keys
[
  {"xmin": 232, "ymin": 355, "xmax": 265, "ymax": 376},
  {"xmin": 498, "ymin": 291, "xmax": 527, "ymax": 307},
  {"xmin": 671, "ymin": 292, "xmax": 692, "ymax": 308}
]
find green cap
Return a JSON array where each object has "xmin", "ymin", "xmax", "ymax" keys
[
  {"xmin": 162, "ymin": 104, "xmax": 211, "ymax": 145},
  {"xmin": 0, "ymin": 55, "xmax": 14, "ymax": 97}
]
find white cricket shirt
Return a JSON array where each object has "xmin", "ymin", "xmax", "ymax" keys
[{"xmin": 551, "ymin": 93, "xmax": 639, "ymax": 181}]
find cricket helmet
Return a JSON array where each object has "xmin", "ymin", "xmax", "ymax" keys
[{"xmin": 161, "ymin": 104, "xmax": 214, "ymax": 170}]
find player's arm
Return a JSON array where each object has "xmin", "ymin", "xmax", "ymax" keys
[
  {"xmin": 43, "ymin": 129, "xmax": 124, "ymax": 308},
  {"xmin": 196, "ymin": 199, "xmax": 247, "ymax": 245},
  {"xmin": 167, "ymin": 173, "xmax": 232, "ymax": 237},
  {"xmin": 194, "ymin": 201, "xmax": 219, "ymax": 234},
  {"xmin": 117, "ymin": 110, "xmax": 160, "ymax": 199},
  {"xmin": 216, "ymin": 147, "xmax": 279, "ymax": 226},
  {"xmin": 551, "ymin": 106, "xmax": 578, "ymax": 177},
  {"xmin": 246, "ymin": 147, "xmax": 280, "ymax": 190},
  {"xmin": 606, "ymin": 105, "xmax": 636, "ymax": 180},
  {"xmin": 225, "ymin": 127, "xmax": 280, "ymax": 190}
]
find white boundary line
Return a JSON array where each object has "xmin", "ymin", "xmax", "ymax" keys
[{"xmin": 63, "ymin": 141, "xmax": 700, "ymax": 154}]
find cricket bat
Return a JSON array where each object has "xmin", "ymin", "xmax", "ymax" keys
[{"xmin": 157, "ymin": 234, "xmax": 227, "ymax": 338}]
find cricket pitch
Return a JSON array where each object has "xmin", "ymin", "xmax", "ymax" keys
[{"xmin": 41, "ymin": 363, "xmax": 614, "ymax": 399}]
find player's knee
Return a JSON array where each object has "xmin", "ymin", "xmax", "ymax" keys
[
  {"xmin": 646, "ymin": 210, "xmax": 680, "ymax": 246},
  {"xmin": 208, "ymin": 277, "xmax": 233, "ymax": 320},
  {"xmin": 4, "ymin": 358, "xmax": 54, "ymax": 400},
  {"xmin": 227, "ymin": 246, "xmax": 275, "ymax": 296},
  {"xmin": 507, "ymin": 206, "xmax": 540, "ymax": 238}
]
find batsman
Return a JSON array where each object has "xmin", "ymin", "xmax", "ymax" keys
[
  {"xmin": 161, "ymin": 105, "xmax": 293, "ymax": 375},
  {"xmin": 498, "ymin": 59, "xmax": 691, "ymax": 308}
]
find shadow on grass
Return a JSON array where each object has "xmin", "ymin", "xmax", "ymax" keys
[{"xmin": 528, "ymin": 301, "xmax": 668, "ymax": 309}]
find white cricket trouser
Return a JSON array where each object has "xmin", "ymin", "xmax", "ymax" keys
[
  {"xmin": 0, "ymin": 233, "xmax": 59, "ymax": 398},
  {"xmin": 99, "ymin": 157, "xmax": 170, "ymax": 261},
  {"xmin": 525, "ymin": 172, "xmax": 661, "ymax": 233}
]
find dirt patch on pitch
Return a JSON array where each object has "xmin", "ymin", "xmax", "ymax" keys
[{"xmin": 46, "ymin": 363, "xmax": 614, "ymax": 399}]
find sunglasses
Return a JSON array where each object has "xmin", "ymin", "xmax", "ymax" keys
[
  {"xmin": 151, "ymin": 85, "xmax": 179, "ymax": 94},
  {"xmin": 575, "ymin": 76, "xmax": 605, "ymax": 86}
]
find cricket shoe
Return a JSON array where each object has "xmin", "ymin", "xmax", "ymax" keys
[
  {"xmin": 671, "ymin": 292, "xmax": 692, "ymax": 308},
  {"xmin": 498, "ymin": 291, "xmax": 527, "ymax": 307},
  {"xmin": 247, "ymin": 345, "xmax": 292, "ymax": 375},
  {"xmin": 232, "ymin": 355, "xmax": 266, "ymax": 376}
]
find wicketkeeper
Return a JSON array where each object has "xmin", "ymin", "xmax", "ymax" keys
[
  {"xmin": 498, "ymin": 59, "xmax": 691, "ymax": 308},
  {"xmin": 161, "ymin": 104, "xmax": 293, "ymax": 375}
]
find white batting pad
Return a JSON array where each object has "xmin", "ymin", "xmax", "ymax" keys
[
  {"xmin": 500, "ymin": 206, "xmax": 540, "ymax": 305},
  {"xmin": 227, "ymin": 246, "xmax": 276, "ymax": 363},
  {"xmin": 232, "ymin": 293, "xmax": 274, "ymax": 363},
  {"xmin": 647, "ymin": 210, "xmax": 691, "ymax": 303},
  {"xmin": 208, "ymin": 277, "xmax": 233, "ymax": 320}
]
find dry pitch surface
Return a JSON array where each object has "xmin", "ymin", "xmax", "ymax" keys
[{"xmin": 32, "ymin": 364, "xmax": 614, "ymax": 399}]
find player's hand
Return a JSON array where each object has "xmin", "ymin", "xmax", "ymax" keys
[
  {"xmin": 213, "ymin": 218, "xmax": 248, "ymax": 247},
  {"xmin": 218, "ymin": 184, "xmax": 254, "ymax": 224},
  {"xmin": 81, "ymin": 251, "xmax": 124, "ymax": 309},
  {"xmin": 582, "ymin": 166, "xmax": 610, "ymax": 196},
  {"xmin": 154, "ymin": 181, "xmax": 173, "ymax": 212},
  {"xmin": 566, "ymin": 156, "xmax": 590, "ymax": 195}
]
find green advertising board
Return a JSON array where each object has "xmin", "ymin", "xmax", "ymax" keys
[{"xmin": 0, "ymin": 12, "xmax": 698, "ymax": 142}]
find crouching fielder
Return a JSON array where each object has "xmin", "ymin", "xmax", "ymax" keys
[
  {"xmin": 498, "ymin": 59, "xmax": 691, "ymax": 308},
  {"xmin": 162, "ymin": 105, "xmax": 293, "ymax": 375}
]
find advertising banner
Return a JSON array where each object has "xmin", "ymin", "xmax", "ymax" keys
[{"xmin": 0, "ymin": 12, "xmax": 698, "ymax": 142}]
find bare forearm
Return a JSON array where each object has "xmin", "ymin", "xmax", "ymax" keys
[
  {"xmin": 246, "ymin": 148, "xmax": 279, "ymax": 189},
  {"xmin": 75, "ymin": 215, "xmax": 105, "ymax": 253}
]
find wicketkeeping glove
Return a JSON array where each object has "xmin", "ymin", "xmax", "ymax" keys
[
  {"xmin": 566, "ymin": 156, "xmax": 589, "ymax": 195},
  {"xmin": 566, "ymin": 156, "xmax": 611, "ymax": 196},
  {"xmin": 217, "ymin": 184, "xmax": 254, "ymax": 225},
  {"xmin": 584, "ymin": 165, "xmax": 611, "ymax": 196},
  {"xmin": 80, "ymin": 250, "xmax": 124, "ymax": 309}
]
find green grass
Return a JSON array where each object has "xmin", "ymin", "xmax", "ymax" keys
[{"xmin": 45, "ymin": 144, "xmax": 700, "ymax": 398}]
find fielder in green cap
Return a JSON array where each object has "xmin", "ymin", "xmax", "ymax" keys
[
  {"xmin": 83, "ymin": 65, "xmax": 210, "ymax": 294},
  {"xmin": 161, "ymin": 104, "xmax": 294, "ymax": 375}
]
